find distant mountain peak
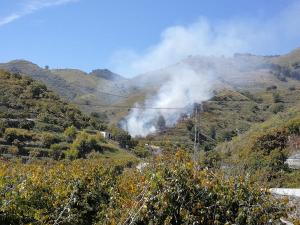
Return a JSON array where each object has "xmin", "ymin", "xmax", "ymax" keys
[{"xmin": 89, "ymin": 69, "xmax": 124, "ymax": 81}]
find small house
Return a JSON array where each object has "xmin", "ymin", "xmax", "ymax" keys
[{"xmin": 100, "ymin": 131, "xmax": 112, "ymax": 139}]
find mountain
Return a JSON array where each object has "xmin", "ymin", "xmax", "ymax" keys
[
  {"xmin": 89, "ymin": 69, "xmax": 125, "ymax": 81},
  {"xmin": 103, "ymin": 48, "xmax": 300, "ymax": 126},
  {"xmin": 0, "ymin": 60, "xmax": 77, "ymax": 100},
  {"xmin": 0, "ymin": 60, "xmax": 133, "ymax": 117},
  {"xmin": 1, "ymin": 48, "xmax": 300, "ymax": 127}
]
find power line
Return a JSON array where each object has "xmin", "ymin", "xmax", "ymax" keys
[
  {"xmin": 95, "ymin": 91, "xmax": 130, "ymax": 98},
  {"xmin": 76, "ymin": 103, "xmax": 188, "ymax": 110}
]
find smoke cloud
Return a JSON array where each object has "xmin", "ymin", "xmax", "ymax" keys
[
  {"xmin": 114, "ymin": 1, "xmax": 300, "ymax": 137},
  {"xmin": 124, "ymin": 65, "xmax": 215, "ymax": 137}
]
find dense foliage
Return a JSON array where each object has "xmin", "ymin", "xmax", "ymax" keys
[
  {"xmin": 0, "ymin": 70, "xmax": 135, "ymax": 160},
  {"xmin": 213, "ymin": 107, "xmax": 300, "ymax": 187},
  {"xmin": 0, "ymin": 152, "xmax": 291, "ymax": 225}
]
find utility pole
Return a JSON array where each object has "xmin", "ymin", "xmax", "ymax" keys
[
  {"xmin": 193, "ymin": 103, "xmax": 203, "ymax": 166},
  {"xmin": 193, "ymin": 104, "xmax": 198, "ymax": 164}
]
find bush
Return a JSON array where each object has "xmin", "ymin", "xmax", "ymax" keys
[
  {"xmin": 185, "ymin": 119, "xmax": 194, "ymax": 131},
  {"xmin": 39, "ymin": 132, "xmax": 61, "ymax": 148},
  {"xmin": 29, "ymin": 81, "xmax": 47, "ymax": 98},
  {"xmin": 18, "ymin": 120, "xmax": 35, "ymax": 130},
  {"xmin": 4, "ymin": 128, "xmax": 33, "ymax": 144},
  {"xmin": 34, "ymin": 122, "xmax": 63, "ymax": 132},
  {"xmin": 64, "ymin": 126, "xmax": 77, "ymax": 143},
  {"xmin": 270, "ymin": 103, "xmax": 284, "ymax": 114},
  {"xmin": 203, "ymin": 150, "xmax": 222, "ymax": 168},
  {"xmin": 0, "ymin": 120, "xmax": 6, "ymax": 136},
  {"xmin": 104, "ymin": 151, "xmax": 288, "ymax": 224},
  {"xmin": 133, "ymin": 144, "xmax": 151, "ymax": 158},
  {"xmin": 272, "ymin": 92, "xmax": 282, "ymax": 103},
  {"xmin": 286, "ymin": 118, "xmax": 300, "ymax": 135},
  {"xmin": 266, "ymin": 85, "xmax": 277, "ymax": 91},
  {"xmin": 90, "ymin": 111, "xmax": 108, "ymax": 122},
  {"xmin": 67, "ymin": 131, "xmax": 102, "ymax": 159},
  {"xmin": 109, "ymin": 126, "xmax": 137, "ymax": 149},
  {"xmin": 64, "ymin": 148, "xmax": 79, "ymax": 160},
  {"xmin": 7, "ymin": 146, "xmax": 19, "ymax": 155},
  {"xmin": 0, "ymin": 151, "xmax": 291, "ymax": 224},
  {"xmin": 50, "ymin": 143, "xmax": 68, "ymax": 160},
  {"xmin": 29, "ymin": 148, "xmax": 49, "ymax": 158},
  {"xmin": 252, "ymin": 129, "xmax": 288, "ymax": 154},
  {"xmin": 222, "ymin": 129, "xmax": 237, "ymax": 141},
  {"xmin": 289, "ymin": 86, "xmax": 296, "ymax": 91}
]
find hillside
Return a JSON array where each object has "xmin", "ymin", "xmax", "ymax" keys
[
  {"xmin": 0, "ymin": 60, "xmax": 77, "ymax": 100},
  {"xmin": 210, "ymin": 104, "xmax": 300, "ymax": 187},
  {"xmin": 0, "ymin": 60, "xmax": 134, "ymax": 117},
  {"xmin": 99, "ymin": 49, "xmax": 300, "ymax": 126},
  {"xmin": 0, "ymin": 70, "xmax": 136, "ymax": 162}
]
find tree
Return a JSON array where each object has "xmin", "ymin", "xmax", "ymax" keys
[
  {"xmin": 64, "ymin": 126, "xmax": 77, "ymax": 143},
  {"xmin": 115, "ymin": 131, "xmax": 136, "ymax": 149},
  {"xmin": 272, "ymin": 92, "xmax": 282, "ymax": 103},
  {"xmin": 30, "ymin": 81, "xmax": 47, "ymax": 98},
  {"xmin": 209, "ymin": 125, "xmax": 217, "ymax": 139},
  {"xmin": 67, "ymin": 131, "xmax": 102, "ymax": 159},
  {"xmin": 156, "ymin": 115, "xmax": 166, "ymax": 131},
  {"xmin": 39, "ymin": 132, "xmax": 61, "ymax": 148}
]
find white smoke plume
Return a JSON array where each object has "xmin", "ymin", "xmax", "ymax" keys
[
  {"xmin": 114, "ymin": 1, "xmax": 300, "ymax": 137},
  {"xmin": 112, "ymin": 1, "xmax": 300, "ymax": 77},
  {"xmin": 123, "ymin": 65, "xmax": 215, "ymax": 137}
]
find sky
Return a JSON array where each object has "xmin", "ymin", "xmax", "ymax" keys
[{"xmin": 0, "ymin": 0, "xmax": 299, "ymax": 76}]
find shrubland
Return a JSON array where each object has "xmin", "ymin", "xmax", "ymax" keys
[
  {"xmin": 0, "ymin": 151, "xmax": 293, "ymax": 225},
  {"xmin": 0, "ymin": 70, "xmax": 135, "ymax": 161}
]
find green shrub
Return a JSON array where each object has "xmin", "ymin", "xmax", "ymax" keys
[
  {"xmin": 272, "ymin": 92, "xmax": 282, "ymax": 103},
  {"xmin": 109, "ymin": 126, "xmax": 137, "ymax": 149},
  {"xmin": 270, "ymin": 103, "xmax": 284, "ymax": 114},
  {"xmin": 29, "ymin": 148, "xmax": 50, "ymax": 158},
  {"xmin": 7, "ymin": 146, "xmax": 19, "ymax": 155},
  {"xmin": 50, "ymin": 143, "xmax": 68, "ymax": 160},
  {"xmin": 133, "ymin": 144, "xmax": 151, "ymax": 158},
  {"xmin": 203, "ymin": 150, "xmax": 222, "ymax": 168},
  {"xmin": 34, "ymin": 122, "xmax": 63, "ymax": 132},
  {"xmin": 0, "ymin": 120, "xmax": 6, "ymax": 136},
  {"xmin": 222, "ymin": 129, "xmax": 237, "ymax": 141},
  {"xmin": 289, "ymin": 86, "xmax": 296, "ymax": 91},
  {"xmin": 4, "ymin": 128, "xmax": 33, "ymax": 144},
  {"xmin": 286, "ymin": 118, "xmax": 300, "ymax": 135},
  {"xmin": 252, "ymin": 129, "xmax": 288, "ymax": 154},
  {"xmin": 105, "ymin": 151, "xmax": 288, "ymax": 224},
  {"xmin": 39, "ymin": 132, "xmax": 61, "ymax": 148},
  {"xmin": 68, "ymin": 131, "xmax": 102, "ymax": 159},
  {"xmin": 0, "ymin": 151, "xmax": 291, "ymax": 224},
  {"xmin": 64, "ymin": 125, "xmax": 77, "ymax": 143},
  {"xmin": 64, "ymin": 148, "xmax": 79, "ymax": 160},
  {"xmin": 29, "ymin": 81, "xmax": 47, "ymax": 98}
]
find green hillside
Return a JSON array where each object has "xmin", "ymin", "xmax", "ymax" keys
[
  {"xmin": 0, "ymin": 60, "xmax": 133, "ymax": 117},
  {"xmin": 0, "ymin": 60, "xmax": 77, "ymax": 100},
  {"xmin": 210, "ymin": 105, "xmax": 300, "ymax": 187},
  {"xmin": 0, "ymin": 70, "xmax": 136, "ymax": 162}
]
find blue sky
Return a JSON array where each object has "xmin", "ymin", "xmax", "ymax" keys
[{"xmin": 0, "ymin": 0, "xmax": 299, "ymax": 75}]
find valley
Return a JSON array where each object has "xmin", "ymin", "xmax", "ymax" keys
[{"xmin": 0, "ymin": 49, "xmax": 300, "ymax": 224}]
